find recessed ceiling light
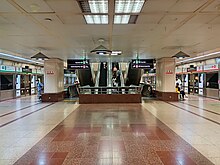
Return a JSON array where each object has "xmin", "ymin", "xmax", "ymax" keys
[
  {"xmin": 88, "ymin": 0, "xmax": 108, "ymax": 13},
  {"xmin": 84, "ymin": 15, "xmax": 108, "ymax": 24},
  {"xmin": 114, "ymin": 15, "xmax": 130, "ymax": 24},
  {"xmin": 115, "ymin": 0, "xmax": 145, "ymax": 13}
]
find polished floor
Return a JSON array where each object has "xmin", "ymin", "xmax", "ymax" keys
[{"xmin": 0, "ymin": 95, "xmax": 219, "ymax": 165}]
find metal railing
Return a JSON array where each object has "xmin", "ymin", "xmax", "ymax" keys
[{"xmin": 79, "ymin": 86, "xmax": 141, "ymax": 95}]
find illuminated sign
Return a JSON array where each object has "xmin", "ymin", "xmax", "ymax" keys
[
  {"xmin": 67, "ymin": 59, "xmax": 90, "ymax": 70},
  {"xmin": 131, "ymin": 59, "xmax": 154, "ymax": 69}
]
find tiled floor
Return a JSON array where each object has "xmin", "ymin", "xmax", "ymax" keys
[{"xmin": 0, "ymin": 95, "xmax": 219, "ymax": 165}]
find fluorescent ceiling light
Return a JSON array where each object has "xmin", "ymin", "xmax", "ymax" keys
[
  {"xmin": 88, "ymin": 0, "xmax": 108, "ymax": 13},
  {"xmin": 84, "ymin": 15, "xmax": 108, "ymax": 24},
  {"xmin": 115, "ymin": 0, "xmax": 145, "ymax": 13},
  {"xmin": 177, "ymin": 51, "xmax": 220, "ymax": 64},
  {"xmin": 0, "ymin": 52, "xmax": 43, "ymax": 65},
  {"xmin": 114, "ymin": 15, "xmax": 130, "ymax": 24}
]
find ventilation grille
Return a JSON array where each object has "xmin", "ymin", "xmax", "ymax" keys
[
  {"xmin": 129, "ymin": 15, "xmax": 138, "ymax": 24},
  {"xmin": 78, "ymin": 0, "xmax": 91, "ymax": 13}
]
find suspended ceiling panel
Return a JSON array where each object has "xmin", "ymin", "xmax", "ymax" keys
[
  {"xmin": 142, "ymin": 0, "xmax": 177, "ymax": 12},
  {"xmin": 137, "ymin": 14, "xmax": 164, "ymax": 24},
  {"xmin": 159, "ymin": 14, "xmax": 190, "ymax": 24},
  {"xmin": 0, "ymin": 0, "xmax": 20, "ymax": 13},
  {"xmin": 168, "ymin": 0, "xmax": 208, "ymax": 12},
  {"xmin": 56, "ymin": 14, "xmax": 85, "ymax": 24},
  {"xmin": 1, "ymin": 0, "xmax": 220, "ymax": 61},
  {"xmin": 201, "ymin": 0, "xmax": 220, "ymax": 12},
  {"xmin": 14, "ymin": 0, "xmax": 54, "ymax": 13},
  {"xmin": 45, "ymin": 0, "xmax": 81, "ymax": 13}
]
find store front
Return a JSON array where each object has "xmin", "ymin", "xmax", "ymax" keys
[
  {"xmin": 0, "ymin": 64, "xmax": 44, "ymax": 101},
  {"xmin": 176, "ymin": 59, "xmax": 220, "ymax": 100}
]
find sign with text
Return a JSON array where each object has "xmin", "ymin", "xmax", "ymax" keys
[
  {"xmin": 67, "ymin": 59, "xmax": 90, "ymax": 70},
  {"xmin": 22, "ymin": 68, "xmax": 32, "ymax": 73},
  {"xmin": 0, "ymin": 65, "xmax": 15, "ymax": 72},
  {"xmin": 131, "ymin": 59, "xmax": 154, "ymax": 69},
  {"xmin": 204, "ymin": 64, "xmax": 218, "ymax": 71}
]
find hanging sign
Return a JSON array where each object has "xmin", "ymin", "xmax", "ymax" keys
[
  {"xmin": 196, "ymin": 66, "xmax": 203, "ymax": 72},
  {"xmin": 131, "ymin": 59, "xmax": 154, "ymax": 69},
  {"xmin": 204, "ymin": 64, "xmax": 218, "ymax": 71},
  {"xmin": 0, "ymin": 65, "xmax": 15, "ymax": 72}
]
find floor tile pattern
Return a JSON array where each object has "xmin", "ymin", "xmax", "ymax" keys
[{"xmin": 14, "ymin": 104, "xmax": 214, "ymax": 165}]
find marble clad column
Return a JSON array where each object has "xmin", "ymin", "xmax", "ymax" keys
[
  {"xmin": 42, "ymin": 58, "xmax": 64, "ymax": 102},
  {"xmin": 156, "ymin": 57, "xmax": 178, "ymax": 101}
]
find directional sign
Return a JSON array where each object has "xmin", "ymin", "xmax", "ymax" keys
[
  {"xmin": 131, "ymin": 59, "xmax": 154, "ymax": 69},
  {"xmin": 67, "ymin": 59, "xmax": 90, "ymax": 70}
]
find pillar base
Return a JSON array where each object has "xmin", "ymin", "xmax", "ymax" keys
[
  {"xmin": 42, "ymin": 91, "xmax": 64, "ymax": 102},
  {"xmin": 156, "ymin": 91, "xmax": 178, "ymax": 101}
]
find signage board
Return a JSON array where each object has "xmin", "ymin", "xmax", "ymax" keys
[
  {"xmin": 0, "ymin": 65, "xmax": 15, "ymax": 72},
  {"xmin": 204, "ymin": 64, "xmax": 219, "ymax": 71},
  {"xmin": 131, "ymin": 59, "xmax": 154, "ymax": 69},
  {"xmin": 16, "ymin": 67, "xmax": 22, "ymax": 73},
  {"xmin": 197, "ymin": 66, "xmax": 203, "ymax": 72},
  {"xmin": 22, "ymin": 68, "xmax": 32, "ymax": 73},
  {"xmin": 187, "ymin": 67, "xmax": 197, "ymax": 72},
  {"xmin": 67, "ymin": 59, "xmax": 90, "ymax": 70}
]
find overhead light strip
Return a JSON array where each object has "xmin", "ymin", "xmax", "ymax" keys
[
  {"xmin": 114, "ymin": 15, "xmax": 130, "ymax": 24},
  {"xmin": 177, "ymin": 51, "xmax": 220, "ymax": 64},
  {"xmin": 0, "ymin": 52, "xmax": 43, "ymax": 64},
  {"xmin": 84, "ymin": 15, "xmax": 108, "ymax": 24},
  {"xmin": 88, "ymin": 0, "xmax": 108, "ymax": 13},
  {"xmin": 115, "ymin": 0, "xmax": 145, "ymax": 13}
]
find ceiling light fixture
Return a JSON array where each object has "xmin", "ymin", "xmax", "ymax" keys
[
  {"xmin": 31, "ymin": 52, "xmax": 49, "ymax": 60},
  {"xmin": 114, "ymin": 15, "xmax": 130, "ymax": 24},
  {"xmin": 90, "ymin": 39, "xmax": 112, "ymax": 55},
  {"xmin": 115, "ymin": 0, "xmax": 145, "ymax": 13},
  {"xmin": 172, "ymin": 51, "xmax": 190, "ymax": 59},
  {"xmin": 177, "ymin": 51, "xmax": 220, "ymax": 64},
  {"xmin": 89, "ymin": 0, "xmax": 108, "ymax": 13},
  {"xmin": 0, "ymin": 52, "xmax": 43, "ymax": 64},
  {"xmin": 111, "ymin": 51, "xmax": 122, "ymax": 56},
  {"xmin": 84, "ymin": 15, "xmax": 108, "ymax": 24}
]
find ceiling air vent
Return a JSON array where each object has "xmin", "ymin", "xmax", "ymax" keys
[
  {"xmin": 78, "ymin": 0, "xmax": 91, "ymax": 13},
  {"xmin": 129, "ymin": 15, "xmax": 138, "ymax": 24}
]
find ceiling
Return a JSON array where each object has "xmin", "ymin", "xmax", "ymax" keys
[{"xmin": 1, "ymin": 0, "xmax": 220, "ymax": 62}]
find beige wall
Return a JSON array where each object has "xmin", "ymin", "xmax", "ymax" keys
[
  {"xmin": 156, "ymin": 57, "xmax": 176, "ymax": 92},
  {"xmin": 44, "ymin": 59, "xmax": 64, "ymax": 93}
]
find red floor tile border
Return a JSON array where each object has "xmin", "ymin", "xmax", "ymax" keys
[{"xmin": 14, "ymin": 104, "xmax": 214, "ymax": 165}]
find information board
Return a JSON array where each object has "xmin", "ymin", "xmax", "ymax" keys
[
  {"xmin": 67, "ymin": 59, "xmax": 90, "ymax": 70},
  {"xmin": 131, "ymin": 59, "xmax": 154, "ymax": 69}
]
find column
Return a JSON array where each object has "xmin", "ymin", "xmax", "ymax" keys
[
  {"xmin": 156, "ymin": 57, "xmax": 178, "ymax": 101},
  {"xmin": 42, "ymin": 58, "xmax": 64, "ymax": 102}
]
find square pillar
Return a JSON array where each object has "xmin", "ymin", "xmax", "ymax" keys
[
  {"xmin": 156, "ymin": 57, "xmax": 178, "ymax": 101},
  {"xmin": 42, "ymin": 58, "xmax": 64, "ymax": 102}
]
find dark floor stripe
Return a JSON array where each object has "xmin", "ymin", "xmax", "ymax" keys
[
  {"xmin": 180, "ymin": 102, "xmax": 220, "ymax": 116},
  {"xmin": 166, "ymin": 102, "xmax": 220, "ymax": 126},
  {"xmin": 0, "ymin": 102, "xmax": 41, "ymax": 118},
  {"xmin": 0, "ymin": 103, "xmax": 55, "ymax": 128}
]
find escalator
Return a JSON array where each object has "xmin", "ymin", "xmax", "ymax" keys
[
  {"xmin": 125, "ymin": 62, "xmax": 142, "ymax": 86},
  {"xmin": 99, "ymin": 62, "xmax": 108, "ymax": 86},
  {"xmin": 77, "ymin": 68, "xmax": 94, "ymax": 87},
  {"xmin": 112, "ymin": 62, "xmax": 121, "ymax": 86}
]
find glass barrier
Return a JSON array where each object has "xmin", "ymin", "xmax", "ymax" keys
[{"xmin": 79, "ymin": 86, "xmax": 141, "ymax": 95}]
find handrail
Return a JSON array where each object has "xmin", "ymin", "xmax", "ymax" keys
[{"xmin": 79, "ymin": 86, "xmax": 141, "ymax": 94}]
